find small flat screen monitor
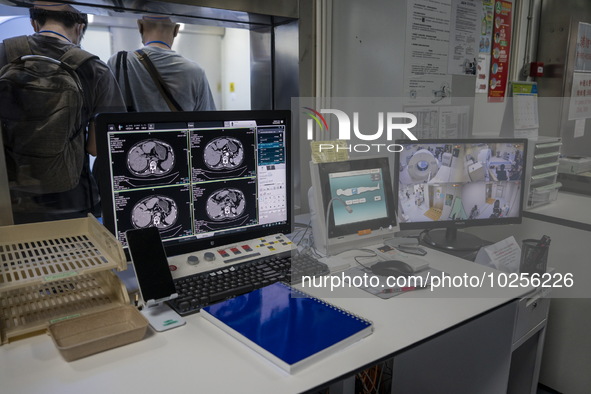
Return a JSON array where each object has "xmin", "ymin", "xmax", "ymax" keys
[
  {"xmin": 95, "ymin": 110, "xmax": 291, "ymax": 257},
  {"xmin": 310, "ymin": 157, "xmax": 397, "ymax": 255},
  {"xmin": 394, "ymin": 138, "xmax": 527, "ymax": 251}
]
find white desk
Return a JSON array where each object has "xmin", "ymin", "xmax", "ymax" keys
[
  {"xmin": 0, "ymin": 247, "xmax": 535, "ymax": 394},
  {"xmin": 523, "ymin": 191, "xmax": 591, "ymax": 232}
]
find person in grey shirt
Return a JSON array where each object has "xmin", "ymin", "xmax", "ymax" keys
[{"xmin": 107, "ymin": 15, "xmax": 216, "ymax": 112}]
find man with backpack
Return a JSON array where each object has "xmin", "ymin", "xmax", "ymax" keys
[
  {"xmin": 107, "ymin": 15, "xmax": 216, "ymax": 112},
  {"xmin": 0, "ymin": 2, "xmax": 125, "ymax": 224}
]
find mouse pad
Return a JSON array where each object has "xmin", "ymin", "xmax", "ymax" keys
[{"xmin": 342, "ymin": 266, "xmax": 446, "ymax": 299}]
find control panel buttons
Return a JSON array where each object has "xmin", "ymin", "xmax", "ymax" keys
[
  {"xmin": 204, "ymin": 252, "xmax": 216, "ymax": 262},
  {"xmin": 187, "ymin": 255, "xmax": 200, "ymax": 266}
]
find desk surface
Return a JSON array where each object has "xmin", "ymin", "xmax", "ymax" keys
[
  {"xmin": 524, "ymin": 191, "xmax": 591, "ymax": 231},
  {"xmin": 0, "ymin": 248, "xmax": 531, "ymax": 394}
]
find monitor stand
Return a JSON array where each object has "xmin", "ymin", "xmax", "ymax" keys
[{"xmin": 421, "ymin": 228, "xmax": 487, "ymax": 252}]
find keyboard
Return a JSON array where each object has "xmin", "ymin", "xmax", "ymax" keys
[{"xmin": 168, "ymin": 252, "xmax": 329, "ymax": 316}]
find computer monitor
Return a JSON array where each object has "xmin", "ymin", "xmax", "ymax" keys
[
  {"xmin": 309, "ymin": 157, "xmax": 397, "ymax": 255},
  {"xmin": 95, "ymin": 110, "xmax": 292, "ymax": 258},
  {"xmin": 394, "ymin": 138, "xmax": 527, "ymax": 251}
]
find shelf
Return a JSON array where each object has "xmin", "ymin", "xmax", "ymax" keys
[
  {"xmin": 0, "ymin": 215, "xmax": 126, "ymax": 292},
  {"xmin": 531, "ymin": 171, "xmax": 558, "ymax": 180},
  {"xmin": 533, "ymin": 182, "xmax": 562, "ymax": 192},
  {"xmin": 534, "ymin": 152, "xmax": 561, "ymax": 160},
  {"xmin": 532, "ymin": 162, "xmax": 560, "ymax": 170},
  {"xmin": 0, "ymin": 215, "xmax": 129, "ymax": 345},
  {"xmin": 535, "ymin": 142, "xmax": 562, "ymax": 149}
]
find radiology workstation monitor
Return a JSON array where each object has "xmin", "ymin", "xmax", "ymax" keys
[
  {"xmin": 394, "ymin": 138, "xmax": 527, "ymax": 251},
  {"xmin": 95, "ymin": 110, "xmax": 292, "ymax": 258},
  {"xmin": 309, "ymin": 157, "xmax": 397, "ymax": 255}
]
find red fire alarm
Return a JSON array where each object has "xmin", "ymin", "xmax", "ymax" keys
[{"xmin": 530, "ymin": 62, "xmax": 544, "ymax": 77}]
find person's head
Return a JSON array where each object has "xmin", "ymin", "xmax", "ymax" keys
[
  {"xmin": 137, "ymin": 15, "xmax": 180, "ymax": 47},
  {"xmin": 29, "ymin": 2, "xmax": 88, "ymax": 45},
  {"xmin": 500, "ymin": 164, "xmax": 505, "ymax": 170}
]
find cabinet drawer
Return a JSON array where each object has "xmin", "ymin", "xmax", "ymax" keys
[{"xmin": 513, "ymin": 289, "xmax": 550, "ymax": 343}]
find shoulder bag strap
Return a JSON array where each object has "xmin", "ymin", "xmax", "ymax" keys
[
  {"xmin": 3, "ymin": 36, "xmax": 33, "ymax": 62},
  {"xmin": 134, "ymin": 49, "xmax": 183, "ymax": 111},
  {"xmin": 115, "ymin": 51, "xmax": 136, "ymax": 112},
  {"xmin": 58, "ymin": 47, "xmax": 98, "ymax": 141}
]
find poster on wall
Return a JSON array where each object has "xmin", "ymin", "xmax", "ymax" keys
[
  {"xmin": 568, "ymin": 72, "xmax": 591, "ymax": 120},
  {"xmin": 404, "ymin": 0, "xmax": 452, "ymax": 105},
  {"xmin": 575, "ymin": 22, "xmax": 591, "ymax": 72},
  {"xmin": 488, "ymin": 0, "xmax": 512, "ymax": 103},
  {"xmin": 512, "ymin": 82, "xmax": 539, "ymax": 129},
  {"xmin": 448, "ymin": 0, "xmax": 481, "ymax": 75},
  {"xmin": 439, "ymin": 105, "xmax": 470, "ymax": 138},
  {"xmin": 511, "ymin": 82, "xmax": 539, "ymax": 139},
  {"xmin": 476, "ymin": 0, "xmax": 494, "ymax": 93},
  {"xmin": 476, "ymin": 53, "xmax": 491, "ymax": 92},
  {"xmin": 403, "ymin": 106, "xmax": 441, "ymax": 138}
]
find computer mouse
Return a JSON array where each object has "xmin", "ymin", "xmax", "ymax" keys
[{"xmin": 370, "ymin": 260, "xmax": 414, "ymax": 277}]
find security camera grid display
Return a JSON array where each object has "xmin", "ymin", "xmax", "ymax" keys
[
  {"xmin": 105, "ymin": 121, "xmax": 286, "ymax": 246},
  {"xmin": 397, "ymin": 141, "xmax": 525, "ymax": 223}
]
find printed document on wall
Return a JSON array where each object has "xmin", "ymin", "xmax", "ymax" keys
[
  {"xmin": 575, "ymin": 22, "xmax": 591, "ymax": 72},
  {"xmin": 568, "ymin": 72, "xmax": 591, "ymax": 120},
  {"xmin": 438, "ymin": 105, "xmax": 470, "ymax": 138},
  {"xmin": 448, "ymin": 0, "xmax": 481, "ymax": 76},
  {"xmin": 404, "ymin": 0, "xmax": 452, "ymax": 105}
]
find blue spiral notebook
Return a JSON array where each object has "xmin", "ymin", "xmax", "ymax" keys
[{"xmin": 201, "ymin": 282, "xmax": 373, "ymax": 373}]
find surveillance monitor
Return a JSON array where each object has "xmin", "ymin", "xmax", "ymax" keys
[{"xmin": 394, "ymin": 138, "xmax": 527, "ymax": 251}]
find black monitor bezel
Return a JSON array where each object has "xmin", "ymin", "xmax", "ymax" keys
[
  {"xmin": 94, "ymin": 110, "xmax": 292, "ymax": 258},
  {"xmin": 317, "ymin": 157, "xmax": 397, "ymax": 238},
  {"xmin": 393, "ymin": 138, "xmax": 528, "ymax": 231}
]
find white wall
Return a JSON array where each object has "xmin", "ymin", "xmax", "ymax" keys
[
  {"xmin": 83, "ymin": 26, "xmax": 112, "ymax": 63},
  {"xmin": 221, "ymin": 28, "xmax": 251, "ymax": 110},
  {"xmin": 462, "ymin": 182, "xmax": 487, "ymax": 207},
  {"xmin": 330, "ymin": 0, "xmax": 406, "ymax": 97}
]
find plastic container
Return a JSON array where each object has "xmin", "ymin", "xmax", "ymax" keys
[
  {"xmin": 0, "ymin": 215, "xmax": 127, "ymax": 292},
  {"xmin": 48, "ymin": 305, "xmax": 148, "ymax": 361},
  {"xmin": 0, "ymin": 215, "xmax": 129, "ymax": 345},
  {"xmin": 528, "ymin": 183, "xmax": 560, "ymax": 208},
  {"xmin": 0, "ymin": 270, "xmax": 129, "ymax": 344},
  {"xmin": 520, "ymin": 239, "xmax": 549, "ymax": 275}
]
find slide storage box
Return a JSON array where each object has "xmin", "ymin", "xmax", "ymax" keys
[{"xmin": 0, "ymin": 215, "xmax": 131, "ymax": 345}]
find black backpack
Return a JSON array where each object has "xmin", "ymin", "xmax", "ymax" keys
[{"xmin": 0, "ymin": 35, "xmax": 97, "ymax": 194}]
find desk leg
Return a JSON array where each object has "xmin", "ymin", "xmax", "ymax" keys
[{"xmin": 328, "ymin": 376, "xmax": 355, "ymax": 394}]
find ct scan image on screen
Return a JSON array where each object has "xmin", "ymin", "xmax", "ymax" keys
[
  {"xmin": 96, "ymin": 111, "xmax": 290, "ymax": 255},
  {"xmin": 109, "ymin": 130, "xmax": 190, "ymax": 190}
]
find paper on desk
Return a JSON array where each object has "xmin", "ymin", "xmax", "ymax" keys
[{"xmin": 474, "ymin": 236, "xmax": 521, "ymax": 273}]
